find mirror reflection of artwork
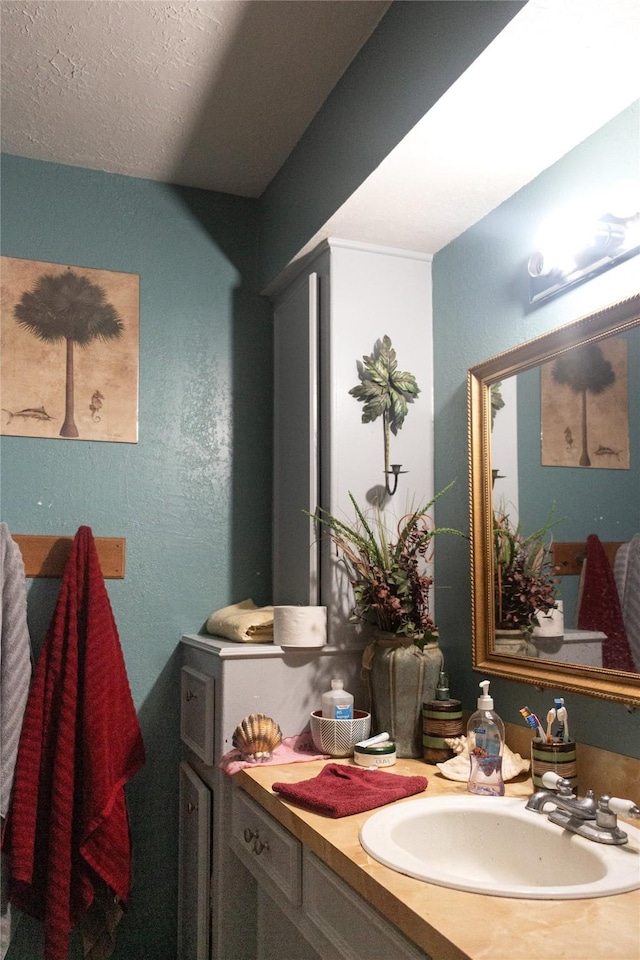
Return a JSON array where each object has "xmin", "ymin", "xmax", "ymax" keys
[
  {"xmin": 541, "ymin": 336, "xmax": 629, "ymax": 469},
  {"xmin": 1, "ymin": 257, "xmax": 139, "ymax": 443}
]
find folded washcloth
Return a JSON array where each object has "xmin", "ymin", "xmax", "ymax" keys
[
  {"xmin": 206, "ymin": 599, "xmax": 274, "ymax": 643},
  {"xmin": 220, "ymin": 732, "xmax": 328, "ymax": 775},
  {"xmin": 272, "ymin": 763, "xmax": 428, "ymax": 818}
]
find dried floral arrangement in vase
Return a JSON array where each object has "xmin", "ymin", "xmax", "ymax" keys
[
  {"xmin": 312, "ymin": 483, "xmax": 465, "ymax": 646},
  {"xmin": 493, "ymin": 504, "xmax": 561, "ymax": 644},
  {"xmin": 310, "ymin": 484, "xmax": 466, "ymax": 757}
]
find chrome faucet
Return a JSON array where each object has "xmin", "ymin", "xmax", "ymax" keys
[{"xmin": 526, "ymin": 772, "xmax": 640, "ymax": 845}]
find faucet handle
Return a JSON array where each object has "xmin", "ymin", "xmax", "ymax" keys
[
  {"xmin": 541, "ymin": 771, "xmax": 575, "ymax": 796},
  {"xmin": 604, "ymin": 796, "xmax": 640, "ymax": 818},
  {"xmin": 595, "ymin": 795, "xmax": 639, "ymax": 840}
]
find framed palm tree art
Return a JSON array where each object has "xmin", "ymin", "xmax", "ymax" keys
[
  {"xmin": 540, "ymin": 335, "xmax": 629, "ymax": 470},
  {"xmin": 1, "ymin": 257, "xmax": 139, "ymax": 442}
]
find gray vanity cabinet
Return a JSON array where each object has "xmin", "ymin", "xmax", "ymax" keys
[
  {"xmin": 178, "ymin": 761, "xmax": 212, "ymax": 960},
  {"xmin": 178, "ymin": 634, "xmax": 364, "ymax": 960},
  {"xmin": 231, "ymin": 786, "xmax": 430, "ymax": 960}
]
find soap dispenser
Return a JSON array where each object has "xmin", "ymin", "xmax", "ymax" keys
[
  {"xmin": 422, "ymin": 672, "xmax": 463, "ymax": 763},
  {"xmin": 467, "ymin": 679, "xmax": 505, "ymax": 796}
]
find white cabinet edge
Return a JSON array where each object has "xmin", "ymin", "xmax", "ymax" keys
[{"xmin": 181, "ymin": 634, "xmax": 365, "ymax": 659}]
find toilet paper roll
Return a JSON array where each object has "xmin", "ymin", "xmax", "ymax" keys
[
  {"xmin": 533, "ymin": 600, "xmax": 564, "ymax": 639},
  {"xmin": 274, "ymin": 606, "xmax": 327, "ymax": 648}
]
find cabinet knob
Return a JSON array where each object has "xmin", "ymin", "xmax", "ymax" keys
[
  {"xmin": 185, "ymin": 690, "xmax": 197, "ymax": 702},
  {"xmin": 187, "ymin": 801, "xmax": 197, "ymax": 814},
  {"xmin": 243, "ymin": 827, "xmax": 269, "ymax": 855}
]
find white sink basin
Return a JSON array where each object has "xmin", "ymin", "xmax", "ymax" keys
[{"xmin": 359, "ymin": 796, "xmax": 640, "ymax": 899}]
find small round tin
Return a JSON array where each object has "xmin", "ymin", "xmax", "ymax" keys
[{"xmin": 353, "ymin": 741, "xmax": 397, "ymax": 767}]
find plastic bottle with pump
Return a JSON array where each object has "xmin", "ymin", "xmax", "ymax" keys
[
  {"xmin": 321, "ymin": 679, "xmax": 354, "ymax": 719},
  {"xmin": 467, "ymin": 679, "xmax": 505, "ymax": 796}
]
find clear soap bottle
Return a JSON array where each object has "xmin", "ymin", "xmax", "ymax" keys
[
  {"xmin": 467, "ymin": 679, "xmax": 505, "ymax": 796},
  {"xmin": 321, "ymin": 679, "xmax": 354, "ymax": 719}
]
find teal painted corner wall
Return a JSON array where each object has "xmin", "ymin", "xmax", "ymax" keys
[
  {"xmin": 257, "ymin": 0, "xmax": 525, "ymax": 288},
  {"xmin": 0, "ymin": 155, "xmax": 273, "ymax": 958},
  {"xmin": 432, "ymin": 101, "xmax": 640, "ymax": 758}
]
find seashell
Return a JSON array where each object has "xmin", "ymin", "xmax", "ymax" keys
[
  {"xmin": 436, "ymin": 736, "xmax": 530, "ymax": 782},
  {"xmin": 501, "ymin": 745, "xmax": 531, "ymax": 780},
  {"xmin": 232, "ymin": 713, "xmax": 282, "ymax": 763},
  {"xmin": 445, "ymin": 736, "xmax": 468, "ymax": 756}
]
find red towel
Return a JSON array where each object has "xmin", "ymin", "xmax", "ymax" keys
[
  {"xmin": 577, "ymin": 534, "xmax": 635, "ymax": 672},
  {"xmin": 272, "ymin": 763, "xmax": 428, "ymax": 818},
  {"xmin": 1, "ymin": 526, "xmax": 145, "ymax": 960}
]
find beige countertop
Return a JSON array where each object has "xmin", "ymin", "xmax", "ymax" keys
[{"xmin": 235, "ymin": 757, "xmax": 640, "ymax": 960}]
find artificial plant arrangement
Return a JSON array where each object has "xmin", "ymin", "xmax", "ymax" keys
[
  {"xmin": 311, "ymin": 484, "xmax": 465, "ymax": 758},
  {"xmin": 311, "ymin": 482, "xmax": 465, "ymax": 648},
  {"xmin": 493, "ymin": 504, "xmax": 561, "ymax": 633}
]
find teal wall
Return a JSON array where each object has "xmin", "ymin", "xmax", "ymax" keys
[
  {"xmin": 0, "ymin": 155, "xmax": 272, "ymax": 958},
  {"xmin": 432, "ymin": 101, "xmax": 640, "ymax": 758}
]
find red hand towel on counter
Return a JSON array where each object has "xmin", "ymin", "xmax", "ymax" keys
[
  {"xmin": 2, "ymin": 526, "xmax": 145, "ymax": 960},
  {"xmin": 272, "ymin": 763, "xmax": 428, "ymax": 818}
]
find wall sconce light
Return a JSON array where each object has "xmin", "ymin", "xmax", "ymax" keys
[{"xmin": 528, "ymin": 180, "xmax": 640, "ymax": 305}]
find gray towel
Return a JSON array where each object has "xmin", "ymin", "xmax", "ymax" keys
[
  {"xmin": 1, "ymin": 522, "xmax": 32, "ymax": 959},
  {"xmin": 615, "ymin": 534, "xmax": 640, "ymax": 672},
  {"xmin": 0, "ymin": 523, "xmax": 32, "ymax": 817}
]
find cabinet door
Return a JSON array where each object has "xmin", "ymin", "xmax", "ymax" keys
[
  {"xmin": 257, "ymin": 890, "xmax": 321, "ymax": 960},
  {"xmin": 180, "ymin": 667, "xmax": 215, "ymax": 765},
  {"xmin": 273, "ymin": 268, "xmax": 321, "ymax": 605},
  {"xmin": 304, "ymin": 851, "xmax": 430, "ymax": 960},
  {"xmin": 231, "ymin": 787, "xmax": 302, "ymax": 906},
  {"xmin": 178, "ymin": 762, "xmax": 212, "ymax": 960}
]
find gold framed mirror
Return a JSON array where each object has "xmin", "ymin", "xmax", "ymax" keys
[{"xmin": 468, "ymin": 292, "xmax": 640, "ymax": 706}]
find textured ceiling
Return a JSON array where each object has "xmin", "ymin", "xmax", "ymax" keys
[
  {"xmin": 1, "ymin": 0, "xmax": 639, "ymax": 263},
  {"xmin": 0, "ymin": 0, "xmax": 391, "ymax": 197}
]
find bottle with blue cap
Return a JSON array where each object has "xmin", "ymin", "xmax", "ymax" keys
[
  {"xmin": 321, "ymin": 679, "xmax": 354, "ymax": 719},
  {"xmin": 467, "ymin": 679, "xmax": 505, "ymax": 796}
]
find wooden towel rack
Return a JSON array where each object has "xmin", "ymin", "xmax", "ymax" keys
[
  {"xmin": 551, "ymin": 541, "xmax": 623, "ymax": 577},
  {"xmin": 13, "ymin": 535, "xmax": 126, "ymax": 579}
]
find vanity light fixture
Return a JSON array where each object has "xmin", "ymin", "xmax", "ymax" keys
[{"xmin": 528, "ymin": 180, "xmax": 640, "ymax": 305}]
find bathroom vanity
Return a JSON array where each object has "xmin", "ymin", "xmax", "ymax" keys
[
  {"xmin": 178, "ymin": 634, "xmax": 365, "ymax": 960},
  {"xmin": 234, "ymin": 758, "xmax": 640, "ymax": 960},
  {"xmin": 179, "ymin": 634, "xmax": 640, "ymax": 960}
]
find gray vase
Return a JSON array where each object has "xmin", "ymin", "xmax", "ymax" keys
[
  {"xmin": 364, "ymin": 633, "xmax": 444, "ymax": 758},
  {"xmin": 494, "ymin": 628, "xmax": 539, "ymax": 658}
]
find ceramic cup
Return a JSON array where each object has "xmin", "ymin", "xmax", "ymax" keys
[
  {"xmin": 530, "ymin": 737, "xmax": 577, "ymax": 790},
  {"xmin": 309, "ymin": 710, "xmax": 371, "ymax": 758}
]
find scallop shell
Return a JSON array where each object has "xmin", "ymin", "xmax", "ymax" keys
[
  {"xmin": 445, "ymin": 736, "xmax": 468, "ymax": 756},
  {"xmin": 232, "ymin": 713, "xmax": 282, "ymax": 762},
  {"xmin": 436, "ymin": 735, "xmax": 530, "ymax": 782}
]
